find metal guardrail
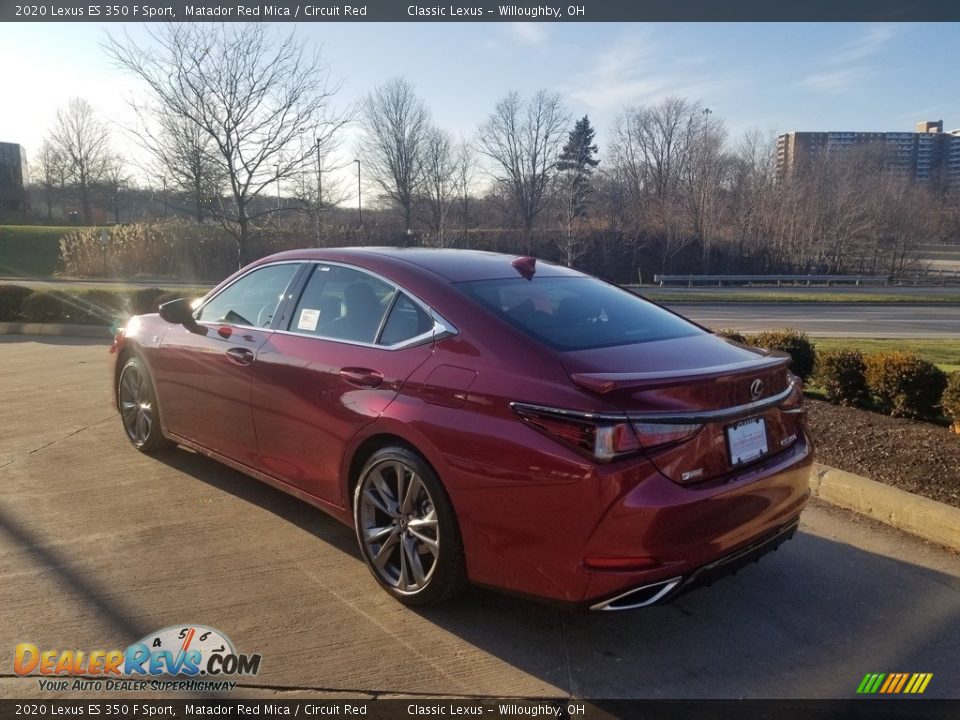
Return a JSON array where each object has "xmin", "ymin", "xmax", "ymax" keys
[{"xmin": 652, "ymin": 274, "xmax": 891, "ymax": 287}]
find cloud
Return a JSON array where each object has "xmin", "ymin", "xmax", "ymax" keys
[
  {"xmin": 800, "ymin": 24, "xmax": 897, "ymax": 94},
  {"xmin": 564, "ymin": 32, "xmax": 732, "ymax": 112},
  {"xmin": 508, "ymin": 23, "xmax": 548, "ymax": 47}
]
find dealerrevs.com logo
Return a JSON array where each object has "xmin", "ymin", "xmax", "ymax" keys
[{"xmin": 14, "ymin": 624, "xmax": 261, "ymax": 693}]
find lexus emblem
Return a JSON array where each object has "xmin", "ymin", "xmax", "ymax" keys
[{"xmin": 750, "ymin": 379, "xmax": 764, "ymax": 399}]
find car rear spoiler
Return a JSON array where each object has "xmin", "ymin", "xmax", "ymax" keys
[{"xmin": 570, "ymin": 352, "xmax": 791, "ymax": 395}]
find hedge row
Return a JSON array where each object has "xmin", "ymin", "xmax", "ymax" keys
[
  {"xmin": 0, "ymin": 284, "xmax": 187, "ymax": 326},
  {"xmin": 716, "ymin": 327, "xmax": 956, "ymax": 425},
  {"xmin": 715, "ymin": 328, "xmax": 816, "ymax": 380}
]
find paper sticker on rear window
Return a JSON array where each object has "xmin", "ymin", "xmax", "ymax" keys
[{"xmin": 297, "ymin": 308, "xmax": 321, "ymax": 331}]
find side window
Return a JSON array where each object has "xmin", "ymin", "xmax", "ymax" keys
[
  {"xmin": 378, "ymin": 293, "xmax": 433, "ymax": 346},
  {"xmin": 196, "ymin": 263, "xmax": 299, "ymax": 328},
  {"xmin": 290, "ymin": 264, "xmax": 395, "ymax": 344}
]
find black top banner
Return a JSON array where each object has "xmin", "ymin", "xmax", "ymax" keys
[{"xmin": 2, "ymin": 0, "xmax": 960, "ymax": 22}]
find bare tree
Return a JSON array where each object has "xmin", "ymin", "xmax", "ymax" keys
[
  {"xmin": 49, "ymin": 98, "xmax": 113, "ymax": 224},
  {"xmin": 454, "ymin": 137, "xmax": 479, "ymax": 244},
  {"xmin": 290, "ymin": 136, "xmax": 352, "ymax": 247},
  {"xmin": 101, "ymin": 154, "xmax": 130, "ymax": 224},
  {"xmin": 358, "ymin": 78, "xmax": 431, "ymax": 237},
  {"xmin": 137, "ymin": 114, "xmax": 225, "ymax": 224},
  {"xmin": 679, "ymin": 108, "xmax": 729, "ymax": 273},
  {"xmin": 477, "ymin": 91, "xmax": 568, "ymax": 253},
  {"xmin": 30, "ymin": 140, "xmax": 67, "ymax": 221},
  {"xmin": 421, "ymin": 126, "xmax": 458, "ymax": 247},
  {"xmin": 105, "ymin": 24, "xmax": 348, "ymax": 266},
  {"xmin": 610, "ymin": 98, "xmax": 714, "ymax": 272}
]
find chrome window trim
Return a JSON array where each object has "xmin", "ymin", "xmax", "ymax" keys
[
  {"xmin": 274, "ymin": 259, "xmax": 459, "ymax": 351},
  {"xmin": 511, "ymin": 378, "xmax": 796, "ymax": 425},
  {"xmin": 188, "ymin": 258, "xmax": 459, "ymax": 350},
  {"xmin": 192, "ymin": 259, "xmax": 305, "ymax": 327}
]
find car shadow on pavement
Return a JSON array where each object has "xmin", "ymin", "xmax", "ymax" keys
[
  {"xmin": 413, "ymin": 530, "xmax": 960, "ymax": 698},
  {"xmin": 151, "ymin": 447, "xmax": 359, "ymax": 558},
  {"xmin": 72, "ymin": 446, "xmax": 960, "ymax": 699}
]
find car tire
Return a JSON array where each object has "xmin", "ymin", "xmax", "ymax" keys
[
  {"xmin": 117, "ymin": 356, "xmax": 173, "ymax": 453},
  {"xmin": 353, "ymin": 446, "xmax": 466, "ymax": 606}
]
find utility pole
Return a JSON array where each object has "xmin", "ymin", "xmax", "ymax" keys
[
  {"xmin": 316, "ymin": 138, "xmax": 323, "ymax": 247},
  {"xmin": 355, "ymin": 159, "xmax": 362, "ymax": 226},
  {"xmin": 276, "ymin": 165, "xmax": 281, "ymax": 209},
  {"xmin": 162, "ymin": 176, "xmax": 168, "ymax": 219}
]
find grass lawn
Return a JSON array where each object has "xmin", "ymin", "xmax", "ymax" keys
[
  {"xmin": 810, "ymin": 337, "xmax": 960, "ymax": 374},
  {"xmin": 0, "ymin": 225, "xmax": 75, "ymax": 277}
]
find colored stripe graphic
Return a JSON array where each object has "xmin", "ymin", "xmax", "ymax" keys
[{"xmin": 857, "ymin": 673, "xmax": 932, "ymax": 694}]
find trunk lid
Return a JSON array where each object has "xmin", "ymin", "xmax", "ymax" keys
[{"xmin": 560, "ymin": 334, "xmax": 800, "ymax": 484}]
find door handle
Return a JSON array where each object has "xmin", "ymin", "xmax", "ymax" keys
[
  {"xmin": 339, "ymin": 368, "xmax": 383, "ymax": 388},
  {"xmin": 226, "ymin": 347, "xmax": 255, "ymax": 366}
]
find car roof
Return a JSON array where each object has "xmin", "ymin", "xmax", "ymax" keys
[{"xmin": 260, "ymin": 247, "xmax": 585, "ymax": 283}]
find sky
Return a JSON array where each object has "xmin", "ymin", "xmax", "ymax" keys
[{"xmin": 1, "ymin": 21, "xmax": 958, "ymax": 202}]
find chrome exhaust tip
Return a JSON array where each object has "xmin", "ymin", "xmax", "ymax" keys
[{"xmin": 589, "ymin": 576, "xmax": 683, "ymax": 612}]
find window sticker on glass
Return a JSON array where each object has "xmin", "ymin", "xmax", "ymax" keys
[{"xmin": 297, "ymin": 308, "xmax": 321, "ymax": 331}]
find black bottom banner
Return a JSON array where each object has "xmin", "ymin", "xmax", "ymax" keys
[{"xmin": 0, "ymin": 699, "xmax": 955, "ymax": 720}]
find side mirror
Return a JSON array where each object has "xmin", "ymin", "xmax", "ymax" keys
[{"xmin": 159, "ymin": 298, "xmax": 201, "ymax": 332}]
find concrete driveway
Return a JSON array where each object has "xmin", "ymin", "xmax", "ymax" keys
[{"xmin": 1, "ymin": 338, "xmax": 959, "ymax": 699}]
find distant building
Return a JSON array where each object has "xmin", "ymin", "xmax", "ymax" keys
[
  {"xmin": 0, "ymin": 142, "xmax": 28, "ymax": 214},
  {"xmin": 776, "ymin": 121, "xmax": 960, "ymax": 190}
]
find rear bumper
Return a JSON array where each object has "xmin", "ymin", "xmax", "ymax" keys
[
  {"xmin": 589, "ymin": 516, "xmax": 800, "ymax": 611},
  {"xmin": 449, "ymin": 429, "xmax": 813, "ymax": 605}
]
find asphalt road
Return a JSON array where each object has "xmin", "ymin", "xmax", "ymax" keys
[
  {"xmin": 1, "ymin": 338, "xmax": 959, "ymax": 700},
  {"xmin": 671, "ymin": 303, "xmax": 960, "ymax": 338},
  {"xmin": 648, "ymin": 285, "xmax": 960, "ymax": 296}
]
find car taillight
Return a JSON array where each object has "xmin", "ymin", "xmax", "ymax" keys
[
  {"xmin": 629, "ymin": 422, "xmax": 702, "ymax": 450},
  {"xmin": 512, "ymin": 404, "xmax": 701, "ymax": 463}
]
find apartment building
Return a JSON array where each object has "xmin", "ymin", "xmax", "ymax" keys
[
  {"xmin": 776, "ymin": 121, "xmax": 960, "ymax": 190},
  {"xmin": 0, "ymin": 142, "xmax": 28, "ymax": 214}
]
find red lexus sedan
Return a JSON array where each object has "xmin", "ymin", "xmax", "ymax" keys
[{"xmin": 111, "ymin": 248, "xmax": 812, "ymax": 610}]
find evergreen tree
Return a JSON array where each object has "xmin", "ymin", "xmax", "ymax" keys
[
  {"xmin": 558, "ymin": 115, "xmax": 600, "ymax": 217},
  {"xmin": 556, "ymin": 115, "xmax": 600, "ymax": 265}
]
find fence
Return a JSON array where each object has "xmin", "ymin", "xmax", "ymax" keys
[{"xmin": 651, "ymin": 274, "xmax": 891, "ymax": 287}]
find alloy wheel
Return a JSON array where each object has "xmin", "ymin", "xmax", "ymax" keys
[
  {"xmin": 358, "ymin": 460, "xmax": 440, "ymax": 594},
  {"xmin": 119, "ymin": 364, "xmax": 153, "ymax": 446}
]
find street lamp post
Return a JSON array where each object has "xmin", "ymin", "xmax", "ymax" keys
[
  {"xmin": 316, "ymin": 138, "xmax": 323, "ymax": 247},
  {"xmin": 355, "ymin": 159, "xmax": 362, "ymax": 227}
]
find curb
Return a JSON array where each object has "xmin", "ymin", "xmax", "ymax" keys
[
  {"xmin": 0, "ymin": 322, "xmax": 113, "ymax": 339},
  {"xmin": 811, "ymin": 463, "xmax": 960, "ymax": 552}
]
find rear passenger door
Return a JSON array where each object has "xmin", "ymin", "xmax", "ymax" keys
[{"xmin": 250, "ymin": 263, "xmax": 437, "ymax": 507}]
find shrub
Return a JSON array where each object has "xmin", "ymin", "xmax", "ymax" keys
[
  {"xmin": 0, "ymin": 284, "xmax": 32, "ymax": 321},
  {"xmin": 77, "ymin": 289, "xmax": 126, "ymax": 325},
  {"xmin": 864, "ymin": 351, "xmax": 947, "ymax": 419},
  {"xmin": 21, "ymin": 290, "xmax": 76, "ymax": 323},
  {"xmin": 747, "ymin": 329, "xmax": 816, "ymax": 380},
  {"xmin": 942, "ymin": 372, "xmax": 960, "ymax": 433},
  {"xmin": 131, "ymin": 287, "xmax": 170, "ymax": 316},
  {"xmin": 814, "ymin": 349, "xmax": 869, "ymax": 407},
  {"xmin": 715, "ymin": 328, "xmax": 747, "ymax": 343}
]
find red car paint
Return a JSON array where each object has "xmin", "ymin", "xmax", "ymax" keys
[{"xmin": 111, "ymin": 248, "xmax": 812, "ymax": 608}]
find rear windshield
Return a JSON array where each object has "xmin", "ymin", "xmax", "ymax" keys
[{"xmin": 456, "ymin": 276, "xmax": 702, "ymax": 351}]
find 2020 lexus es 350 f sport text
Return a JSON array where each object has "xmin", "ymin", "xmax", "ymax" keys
[{"xmin": 111, "ymin": 248, "xmax": 812, "ymax": 610}]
